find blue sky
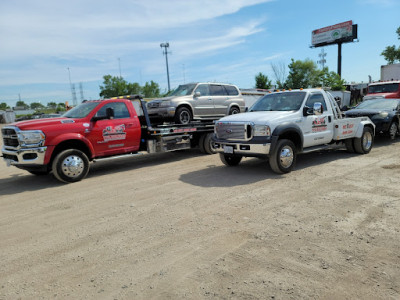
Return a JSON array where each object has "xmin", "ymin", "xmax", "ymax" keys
[{"xmin": 0, "ymin": 0, "xmax": 399, "ymax": 106}]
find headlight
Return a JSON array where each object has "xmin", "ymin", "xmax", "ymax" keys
[
  {"xmin": 18, "ymin": 130, "xmax": 46, "ymax": 146},
  {"xmin": 373, "ymin": 112, "xmax": 389, "ymax": 119},
  {"xmin": 159, "ymin": 101, "xmax": 172, "ymax": 107},
  {"xmin": 379, "ymin": 112, "xmax": 389, "ymax": 118},
  {"xmin": 254, "ymin": 125, "xmax": 271, "ymax": 137}
]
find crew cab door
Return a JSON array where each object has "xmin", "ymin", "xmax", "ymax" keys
[
  {"xmin": 192, "ymin": 84, "xmax": 215, "ymax": 116},
  {"xmin": 210, "ymin": 84, "xmax": 230, "ymax": 116},
  {"xmin": 302, "ymin": 92, "xmax": 334, "ymax": 147},
  {"xmin": 88, "ymin": 101, "xmax": 141, "ymax": 157}
]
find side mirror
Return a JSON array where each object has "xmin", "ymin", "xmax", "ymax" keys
[
  {"xmin": 313, "ymin": 102, "xmax": 323, "ymax": 115},
  {"xmin": 303, "ymin": 105, "xmax": 312, "ymax": 116},
  {"xmin": 106, "ymin": 107, "xmax": 114, "ymax": 119},
  {"xmin": 341, "ymin": 105, "xmax": 348, "ymax": 111},
  {"xmin": 194, "ymin": 91, "xmax": 201, "ymax": 98},
  {"xmin": 91, "ymin": 107, "xmax": 115, "ymax": 122}
]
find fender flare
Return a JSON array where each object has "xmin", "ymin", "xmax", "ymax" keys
[
  {"xmin": 355, "ymin": 119, "xmax": 376, "ymax": 138},
  {"xmin": 270, "ymin": 123, "xmax": 304, "ymax": 154},
  {"xmin": 48, "ymin": 133, "xmax": 95, "ymax": 159}
]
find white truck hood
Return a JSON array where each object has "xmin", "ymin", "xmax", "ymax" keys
[{"xmin": 218, "ymin": 111, "xmax": 298, "ymax": 124}]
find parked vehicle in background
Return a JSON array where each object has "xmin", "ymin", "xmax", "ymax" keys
[
  {"xmin": 213, "ymin": 89, "xmax": 375, "ymax": 174},
  {"xmin": 147, "ymin": 82, "xmax": 245, "ymax": 124},
  {"xmin": 345, "ymin": 98, "xmax": 400, "ymax": 139},
  {"xmin": 365, "ymin": 80, "xmax": 400, "ymax": 99}
]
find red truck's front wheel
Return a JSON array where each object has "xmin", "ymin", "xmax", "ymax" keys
[{"xmin": 52, "ymin": 149, "xmax": 89, "ymax": 183}]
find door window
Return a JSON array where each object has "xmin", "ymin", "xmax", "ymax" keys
[
  {"xmin": 96, "ymin": 102, "xmax": 130, "ymax": 119},
  {"xmin": 305, "ymin": 93, "xmax": 327, "ymax": 111},
  {"xmin": 224, "ymin": 85, "xmax": 239, "ymax": 96},
  {"xmin": 210, "ymin": 85, "xmax": 227, "ymax": 96},
  {"xmin": 194, "ymin": 84, "xmax": 210, "ymax": 96}
]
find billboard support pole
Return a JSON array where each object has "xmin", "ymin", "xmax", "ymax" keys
[{"xmin": 337, "ymin": 42, "xmax": 342, "ymax": 77}]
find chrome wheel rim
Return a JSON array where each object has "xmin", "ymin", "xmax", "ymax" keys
[
  {"xmin": 61, "ymin": 155, "xmax": 84, "ymax": 178},
  {"xmin": 389, "ymin": 123, "xmax": 397, "ymax": 140},
  {"xmin": 280, "ymin": 145, "xmax": 294, "ymax": 168},
  {"xmin": 180, "ymin": 111, "xmax": 190, "ymax": 124},
  {"xmin": 363, "ymin": 131, "xmax": 373, "ymax": 150}
]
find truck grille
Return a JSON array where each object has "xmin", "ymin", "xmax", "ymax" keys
[
  {"xmin": 215, "ymin": 122, "xmax": 253, "ymax": 141},
  {"xmin": 2, "ymin": 127, "xmax": 19, "ymax": 148}
]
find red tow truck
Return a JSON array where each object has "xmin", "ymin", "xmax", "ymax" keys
[{"xmin": 1, "ymin": 95, "xmax": 215, "ymax": 183}]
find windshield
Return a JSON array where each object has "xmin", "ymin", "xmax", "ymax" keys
[
  {"xmin": 250, "ymin": 92, "xmax": 306, "ymax": 112},
  {"xmin": 63, "ymin": 102, "xmax": 100, "ymax": 118},
  {"xmin": 355, "ymin": 99, "xmax": 399, "ymax": 110},
  {"xmin": 368, "ymin": 83, "xmax": 399, "ymax": 93},
  {"xmin": 170, "ymin": 84, "xmax": 197, "ymax": 96}
]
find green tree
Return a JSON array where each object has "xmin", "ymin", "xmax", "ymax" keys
[
  {"xmin": 30, "ymin": 102, "xmax": 45, "ymax": 110},
  {"xmin": 320, "ymin": 68, "xmax": 346, "ymax": 91},
  {"xmin": 0, "ymin": 102, "xmax": 10, "ymax": 110},
  {"xmin": 99, "ymin": 75, "xmax": 141, "ymax": 98},
  {"xmin": 381, "ymin": 26, "xmax": 400, "ymax": 64},
  {"xmin": 47, "ymin": 102, "xmax": 57, "ymax": 109},
  {"xmin": 285, "ymin": 59, "xmax": 320, "ymax": 89},
  {"xmin": 16, "ymin": 100, "xmax": 28, "ymax": 108},
  {"xmin": 255, "ymin": 72, "xmax": 272, "ymax": 89},
  {"xmin": 142, "ymin": 80, "xmax": 160, "ymax": 98}
]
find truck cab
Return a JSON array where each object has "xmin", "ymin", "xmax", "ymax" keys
[{"xmin": 365, "ymin": 80, "xmax": 400, "ymax": 99}]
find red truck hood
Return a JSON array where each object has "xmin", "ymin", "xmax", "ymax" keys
[{"xmin": 12, "ymin": 117, "xmax": 79, "ymax": 130}]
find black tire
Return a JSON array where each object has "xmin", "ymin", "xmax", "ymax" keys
[
  {"xmin": 52, "ymin": 149, "xmax": 90, "ymax": 183},
  {"xmin": 219, "ymin": 153, "xmax": 242, "ymax": 166},
  {"xmin": 229, "ymin": 106, "xmax": 240, "ymax": 115},
  {"xmin": 198, "ymin": 134, "xmax": 206, "ymax": 154},
  {"xmin": 388, "ymin": 121, "xmax": 398, "ymax": 140},
  {"xmin": 269, "ymin": 139, "xmax": 296, "ymax": 174},
  {"xmin": 354, "ymin": 126, "xmax": 374, "ymax": 154},
  {"xmin": 202, "ymin": 133, "xmax": 217, "ymax": 154},
  {"xmin": 28, "ymin": 170, "xmax": 50, "ymax": 176},
  {"xmin": 174, "ymin": 107, "xmax": 192, "ymax": 124},
  {"xmin": 344, "ymin": 138, "xmax": 355, "ymax": 153}
]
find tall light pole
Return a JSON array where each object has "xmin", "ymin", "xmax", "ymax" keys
[
  {"xmin": 160, "ymin": 42, "xmax": 171, "ymax": 92},
  {"xmin": 118, "ymin": 57, "xmax": 122, "ymax": 78},
  {"xmin": 67, "ymin": 67, "xmax": 77, "ymax": 106}
]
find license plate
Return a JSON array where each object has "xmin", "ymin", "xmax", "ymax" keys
[{"xmin": 224, "ymin": 146, "xmax": 234, "ymax": 154}]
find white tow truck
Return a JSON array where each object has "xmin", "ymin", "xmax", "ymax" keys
[{"xmin": 213, "ymin": 89, "xmax": 375, "ymax": 174}]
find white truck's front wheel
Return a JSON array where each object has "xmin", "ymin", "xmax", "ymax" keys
[{"xmin": 269, "ymin": 139, "xmax": 296, "ymax": 174}]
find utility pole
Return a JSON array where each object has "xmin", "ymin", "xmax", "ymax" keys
[
  {"xmin": 118, "ymin": 58, "xmax": 122, "ymax": 78},
  {"xmin": 79, "ymin": 82, "xmax": 85, "ymax": 102},
  {"xmin": 160, "ymin": 42, "xmax": 171, "ymax": 92},
  {"xmin": 67, "ymin": 67, "xmax": 78, "ymax": 106}
]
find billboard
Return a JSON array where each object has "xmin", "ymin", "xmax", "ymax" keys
[{"xmin": 312, "ymin": 21, "xmax": 356, "ymax": 47}]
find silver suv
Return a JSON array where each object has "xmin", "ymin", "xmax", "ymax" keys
[{"xmin": 146, "ymin": 82, "xmax": 245, "ymax": 124}]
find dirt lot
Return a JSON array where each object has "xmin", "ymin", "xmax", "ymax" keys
[{"xmin": 1, "ymin": 135, "xmax": 399, "ymax": 299}]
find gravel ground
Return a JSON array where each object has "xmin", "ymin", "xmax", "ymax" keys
[{"xmin": 0, "ymin": 133, "xmax": 399, "ymax": 299}]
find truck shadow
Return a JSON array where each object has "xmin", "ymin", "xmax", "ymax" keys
[
  {"xmin": 0, "ymin": 150, "xmax": 206, "ymax": 195},
  {"xmin": 0, "ymin": 137, "xmax": 397, "ymax": 194},
  {"xmin": 179, "ymin": 137, "xmax": 398, "ymax": 188}
]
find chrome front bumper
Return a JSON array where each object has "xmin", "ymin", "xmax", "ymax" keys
[
  {"xmin": 2, "ymin": 146, "xmax": 47, "ymax": 166},
  {"xmin": 213, "ymin": 141, "xmax": 271, "ymax": 156}
]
